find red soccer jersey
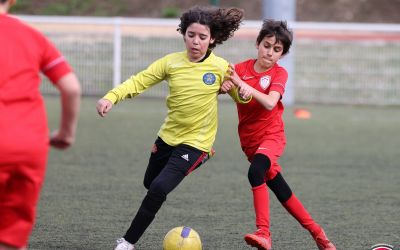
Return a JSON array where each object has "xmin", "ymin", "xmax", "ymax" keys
[
  {"xmin": 235, "ymin": 59, "xmax": 288, "ymax": 148},
  {"xmin": 0, "ymin": 14, "xmax": 72, "ymax": 159}
]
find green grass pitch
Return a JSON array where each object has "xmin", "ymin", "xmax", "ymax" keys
[{"xmin": 29, "ymin": 96, "xmax": 400, "ymax": 249}]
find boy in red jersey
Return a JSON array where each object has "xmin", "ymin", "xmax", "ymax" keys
[
  {"xmin": 0, "ymin": 0, "xmax": 81, "ymax": 249},
  {"xmin": 221, "ymin": 20, "xmax": 336, "ymax": 250}
]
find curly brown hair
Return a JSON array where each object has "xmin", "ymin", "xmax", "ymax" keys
[{"xmin": 177, "ymin": 6, "xmax": 244, "ymax": 50}]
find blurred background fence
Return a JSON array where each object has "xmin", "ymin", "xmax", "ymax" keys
[{"xmin": 19, "ymin": 15, "xmax": 400, "ymax": 105}]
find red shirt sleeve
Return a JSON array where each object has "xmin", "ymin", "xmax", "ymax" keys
[
  {"xmin": 40, "ymin": 36, "xmax": 72, "ymax": 84},
  {"xmin": 269, "ymin": 66, "xmax": 288, "ymax": 96}
]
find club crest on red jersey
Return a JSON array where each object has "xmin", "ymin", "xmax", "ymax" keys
[{"xmin": 259, "ymin": 76, "xmax": 271, "ymax": 90}]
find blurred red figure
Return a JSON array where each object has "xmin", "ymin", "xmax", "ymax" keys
[{"xmin": 0, "ymin": 0, "xmax": 81, "ymax": 249}]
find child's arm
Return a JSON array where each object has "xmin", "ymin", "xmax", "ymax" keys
[
  {"xmin": 96, "ymin": 56, "xmax": 168, "ymax": 117},
  {"xmin": 50, "ymin": 72, "xmax": 81, "ymax": 149},
  {"xmin": 245, "ymin": 87, "xmax": 280, "ymax": 110},
  {"xmin": 227, "ymin": 83, "xmax": 252, "ymax": 104},
  {"xmin": 227, "ymin": 65, "xmax": 280, "ymax": 110},
  {"xmin": 220, "ymin": 64, "xmax": 251, "ymax": 104}
]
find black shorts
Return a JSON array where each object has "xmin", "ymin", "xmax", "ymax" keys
[{"xmin": 143, "ymin": 137, "xmax": 211, "ymax": 195}]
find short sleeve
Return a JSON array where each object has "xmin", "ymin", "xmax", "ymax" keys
[
  {"xmin": 269, "ymin": 67, "xmax": 288, "ymax": 95},
  {"xmin": 40, "ymin": 36, "xmax": 72, "ymax": 84}
]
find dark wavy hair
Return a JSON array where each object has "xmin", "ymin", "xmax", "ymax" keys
[
  {"xmin": 177, "ymin": 6, "xmax": 244, "ymax": 50},
  {"xmin": 256, "ymin": 19, "xmax": 293, "ymax": 55}
]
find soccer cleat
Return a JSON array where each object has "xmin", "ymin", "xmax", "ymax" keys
[
  {"xmin": 312, "ymin": 229, "xmax": 336, "ymax": 250},
  {"xmin": 244, "ymin": 229, "xmax": 272, "ymax": 250},
  {"xmin": 114, "ymin": 238, "xmax": 135, "ymax": 250}
]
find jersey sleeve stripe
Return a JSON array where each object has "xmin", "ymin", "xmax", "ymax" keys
[
  {"xmin": 42, "ymin": 56, "xmax": 65, "ymax": 72},
  {"xmin": 271, "ymin": 82, "xmax": 285, "ymax": 89}
]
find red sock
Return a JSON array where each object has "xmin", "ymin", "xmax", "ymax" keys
[
  {"xmin": 251, "ymin": 183, "xmax": 270, "ymax": 233},
  {"xmin": 283, "ymin": 194, "xmax": 321, "ymax": 235}
]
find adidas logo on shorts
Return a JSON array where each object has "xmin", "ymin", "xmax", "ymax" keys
[{"xmin": 181, "ymin": 154, "xmax": 189, "ymax": 162}]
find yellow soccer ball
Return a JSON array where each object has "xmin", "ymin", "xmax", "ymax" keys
[{"xmin": 163, "ymin": 226, "xmax": 202, "ymax": 250}]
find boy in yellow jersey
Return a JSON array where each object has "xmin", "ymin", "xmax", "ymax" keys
[{"xmin": 96, "ymin": 6, "xmax": 244, "ymax": 250}]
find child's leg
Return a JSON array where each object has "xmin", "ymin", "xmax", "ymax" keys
[
  {"xmin": 246, "ymin": 137, "xmax": 285, "ymax": 233},
  {"xmin": 0, "ymin": 152, "xmax": 47, "ymax": 249},
  {"xmin": 268, "ymin": 173, "xmax": 336, "ymax": 250},
  {"xmin": 143, "ymin": 137, "xmax": 174, "ymax": 189},
  {"xmin": 244, "ymin": 154, "xmax": 272, "ymax": 249},
  {"xmin": 267, "ymin": 173, "xmax": 321, "ymax": 234},
  {"xmin": 123, "ymin": 144, "xmax": 208, "ymax": 244},
  {"xmin": 247, "ymin": 154, "xmax": 271, "ymax": 232}
]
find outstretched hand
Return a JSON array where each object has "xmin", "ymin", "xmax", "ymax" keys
[{"xmin": 96, "ymin": 98, "xmax": 113, "ymax": 117}]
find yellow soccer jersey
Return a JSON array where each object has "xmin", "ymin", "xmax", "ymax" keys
[{"xmin": 103, "ymin": 51, "xmax": 229, "ymax": 152}]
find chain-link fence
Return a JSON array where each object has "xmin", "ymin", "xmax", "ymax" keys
[{"xmin": 20, "ymin": 15, "xmax": 400, "ymax": 105}]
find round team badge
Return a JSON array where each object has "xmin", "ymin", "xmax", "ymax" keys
[
  {"xmin": 203, "ymin": 73, "xmax": 216, "ymax": 85},
  {"xmin": 259, "ymin": 76, "xmax": 271, "ymax": 90}
]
